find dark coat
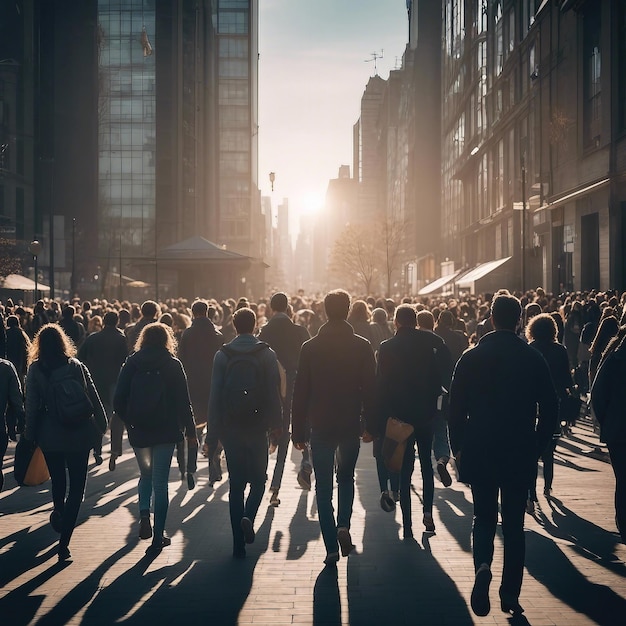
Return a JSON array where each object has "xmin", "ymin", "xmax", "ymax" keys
[
  {"xmin": 591, "ymin": 337, "xmax": 626, "ymax": 444},
  {"xmin": 24, "ymin": 357, "xmax": 107, "ymax": 453},
  {"xmin": 178, "ymin": 317, "xmax": 224, "ymax": 425},
  {"xmin": 528, "ymin": 340, "xmax": 572, "ymax": 400},
  {"xmin": 291, "ymin": 320, "xmax": 376, "ymax": 444},
  {"xmin": 0, "ymin": 358, "xmax": 24, "ymax": 437},
  {"xmin": 114, "ymin": 346, "xmax": 195, "ymax": 448},
  {"xmin": 374, "ymin": 327, "xmax": 447, "ymax": 436},
  {"xmin": 6, "ymin": 326, "xmax": 30, "ymax": 382},
  {"xmin": 78, "ymin": 326, "xmax": 129, "ymax": 409},
  {"xmin": 449, "ymin": 330, "xmax": 558, "ymax": 485},
  {"xmin": 257, "ymin": 313, "xmax": 310, "ymax": 374},
  {"xmin": 435, "ymin": 326, "xmax": 469, "ymax": 377}
]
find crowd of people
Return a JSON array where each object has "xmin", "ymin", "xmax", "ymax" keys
[{"xmin": 0, "ymin": 285, "xmax": 625, "ymax": 618}]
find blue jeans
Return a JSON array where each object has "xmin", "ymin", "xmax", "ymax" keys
[
  {"xmin": 133, "ymin": 443, "xmax": 175, "ymax": 540},
  {"xmin": 432, "ymin": 411, "xmax": 451, "ymax": 461},
  {"xmin": 221, "ymin": 428, "xmax": 269, "ymax": 551},
  {"xmin": 310, "ymin": 432, "xmax": 360, "ymax": 554}
]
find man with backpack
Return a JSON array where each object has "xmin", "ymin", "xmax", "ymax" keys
[
  {"xmin": 258, "ymin": 292, "xmax": 311, "ymax": 505},
  {"xmin": 208, "ymin": 307, "xmax": 282, "ymax": 558}
]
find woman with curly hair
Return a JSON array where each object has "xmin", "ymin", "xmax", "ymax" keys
[
  {"xmin": 24, "ymin": 324, "xmax": 107, "ymax": 562},
  {"xmin": 114, "ymin": 323, "xmax": 197, "ymax": 556}
]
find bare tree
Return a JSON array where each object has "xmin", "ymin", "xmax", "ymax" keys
[{"xmin": 380, "ymin": 212, "xmax": 405, "ymax": 297}]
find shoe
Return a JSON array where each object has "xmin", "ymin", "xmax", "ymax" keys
[
  {"xmin": 269, "ymin": 489, "xmax": 280, "ymax": 507},
  {"xmin": 470, "ymin": 563, "xmax": 492, "ymax": 617},
  {"xmin": 187, "ymin": 473, "xmax": 195, "ymax": 490},
  {"xmin": 380, "ymin": 490, "xmax": 396, "ymax": 512},
  {"xmin": 324, "ymin": 552, "xmax": 339, "ymax": 566},
  {"xmin": 139, "ymin": 513, "xmax": 152, "ymax": 540},
  {"xmin": 297, "ymin": 467, "xmax": 312, "ymax": 490},
  {"xmin": 392, "ymin": 491, "xmax": 400, "ymax": 502},
  {"xmin": 108, "ymin": 456, "xmax": 117, "ymax": 471},
  {"xmin": 94, "ymin": 454, "xmax": 103, "ymax": 466},
  {"xmin": 241, "ymin": 517, "xmax": 255, "ymax": 544},
  {"xmin": 58, "ymin": 545, "xmax": 71, "ymax": 562},
  {"xmin": 543, "ymin": 487, "xmax": 552, "ymax": 497},
  {"xmin": 145, "ymin": 535, "xmax": 171, "ymax": 556},
  {"xmin": 500, "ymin": 596, "xmax": 524, "ymax": 615},
  {"xmin": 423, "ymin": 513, "xmax": 435, "ymax": 532},
  {"xmin": 436, "ymin": 460, "xmax": 452, "ymax": 487},
  {"xmin": 50, "ymin": 509, "xmax": 63, "ymax": 534},
  {"xmin": 525, "ymin": 499, "xmax": 535, "ymax": 515},
  {"xmin": 337, "ymin": 527, "xmax": 355, "ymax": 557}
]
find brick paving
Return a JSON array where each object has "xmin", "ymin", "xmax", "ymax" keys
[{"xmin": 1, "ymin": 417, "xmax": 625, "ymax": 626}]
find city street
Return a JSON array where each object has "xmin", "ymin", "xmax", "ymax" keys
[{"xmin": 1, "ymin": 417, "xmax": 625, "ymax": 626}]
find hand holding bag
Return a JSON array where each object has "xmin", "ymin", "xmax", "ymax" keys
[
  {"xmin": 382, "ymin": 417, "xmax": 414, "ymax": 473},
  {"xmin": 14, "ymin": 437, "xmax": 50, "ymax": 486}
]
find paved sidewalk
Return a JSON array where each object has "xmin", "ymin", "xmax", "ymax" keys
[{"xmin": 1, "ymin": 419, "xmax": 625, "ymax": 626}]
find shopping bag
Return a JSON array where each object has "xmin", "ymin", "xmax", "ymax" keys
[
  {"xmin": 14, "ymin": 438, "xmax": 50, "ymax": 486},
  {"xmin": 381, "ymin": 417, "xmax": 414, "ymax": 473}
]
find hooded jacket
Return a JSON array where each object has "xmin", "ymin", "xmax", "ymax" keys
[{"xmin": 114, "ymin": 345, "xmax": 195, "ymax": 448}]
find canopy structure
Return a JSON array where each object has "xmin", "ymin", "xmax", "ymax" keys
[
  {"xmin": 158, "ymin": 236, "xmax": 252, "ymax": 264},
  {"xmin": 455, "ymin": 257, "xmax": 512, "ymax": 293},
  {"xmin": 417, "ymin": 270, "xmax": 461, "ymax": 296},
  {"xmin": 1, "ymin": 274, "xmax": 50, "ymax": 292}
]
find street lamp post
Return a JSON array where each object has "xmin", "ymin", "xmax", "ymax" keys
[
  {"xmin": 29, "ymin": 240, "xmax": 42, "ymax": 303},
  {"xmin": 269, "ymin": 171, "xmax": 275, "ymax": 192},
  {"xmin": 521, "ymin": 154, "xmax": 527, "ymax": 294}
]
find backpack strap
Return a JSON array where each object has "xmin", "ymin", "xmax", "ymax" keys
[{"xmin": 220, "ymin": 342, "xmax": 269, "ymax": 359}]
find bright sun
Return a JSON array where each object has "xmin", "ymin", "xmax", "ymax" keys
[{"xmin": 299, "ymin": 191, "xmax": 325, "ymax": 215}]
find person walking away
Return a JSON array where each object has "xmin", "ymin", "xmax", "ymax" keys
[
  {"xmin": 292, "ymin": 290, "xmax": 376, "ymax": 566},
  {"xmin": 0, "ymin": 358, "xmax": 24, "ymax": 491},
  {"xmin": 591, "ymin": 329, "xmax": 626, "ymax": 543},
  {"xmin": 449, "ymin": 293, "xmax": 558, "ymax": 616},
  {"xmin": 24, "ymin": 324, "xmax": 108, "ymax": 561},
  {"xmin": 369, "ymin": 308, "xmax": 393, "ymax": 354},
  {"xmin": 208, "ymin": 307, "xmax": 282, "ymax": 558},
  {"xmin": 59, "ymin": 305, "xmax": 86, "ymax": 349},
  {"xmin": 525, "ymin": 314, "xmax": 573, "ymax": 508},
  {"xmin": 5, "ymin": 315, "xmax": 30, "ymax": 440},
  {"xmin": 114, "ymin": 323, "xmax": 197, "ymax": 556},
  {"xmin": 258, "ymin": 292, "xmax": 311, "ymax": 505},
  {"xmin": 78, "ymin": 311, "xmax": 129, "ymax": 469},
  {"xmin": 178, "ymin": 300, "xmax": 224, "ymax": 486},
  {"xmin": 125, "ymin": 300, "xmax": 160, "ymax": 352}
]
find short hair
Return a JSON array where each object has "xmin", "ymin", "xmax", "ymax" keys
[
  {"xmin": 437, "ymin": 309, "xmax": 455, "ymax": 328},
  {"xmin": 491, "ymin": 293, "xmax": 522, "ymax": 331},
  {"xmin": 103, "ymin": 311, "xmax": 119, "ymax": 327},
  {"xmin": 136, "ymin": 322, "xmax": 177, "ymax": 355},
  {"xmin": 525, "ymin": 313, "xmax": 558, "ymax": 343},
  {"xmin": 141, "ymin": 300, "xmax": 159, "ymax": 319},
  {"xmin": 270, "ymin": 292, "xmax": 289, "ymax": 313},
  {"xmin": 324, "ymin": 289, "xmax": 351, "ymax": 321},
  {"xmin": 417, "ymin": 310, "xmax": 435, "ymax": 331},
  {"xmin": 6, "ymin": 314, "xmax": 19, "ymax": 328},
  {"xmin": 62, "ymin": 305, "xmax": 75, "ymax": 319},
  {"xmin": 394, "ymin": 304, "xmax": 417, "ymax": 328},
  {"xmin": 233, "ymin": 307, "xmax": 256, "ymax": 334},
  {"xmin": 191, "ymin": 299, "xmax": 208, "ymax": 317},
  {"xmin": 372, "ymin": 308, "xmax": 388, "ymax": 325}
]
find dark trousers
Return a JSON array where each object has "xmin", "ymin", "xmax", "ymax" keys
[
  {"xmin": 471, "ymin": 480, "xmax": 527, "ymax": 600},
  {"xmin": 42, "ymin": 449, "xmax": 90, "ymax": 550},
  {"xmin": 530, "ymin": 439, "xmax": 557, "ymax": 498},
  {"xmin": 608, "ymin": 442, "xmax": 626, "ymax": 541},
  {"xmin": 222, "ymin": 429, "xmax": 268, "ymax": 551},
  {"xmin": 110, "ymin": 412, "xmax": 126, "ymax": 458},
  {"xmin": 0, "ymin": 432, "xmax": 8, "ymax": 490},
  {"xmin": 399, "ymin": 426, "xmax": 434, "ymax": 531}
]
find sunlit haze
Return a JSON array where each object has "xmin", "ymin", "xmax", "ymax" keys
[{"xmin": 259, "ymin": 1, "xmax": 409, "ymax": 235}]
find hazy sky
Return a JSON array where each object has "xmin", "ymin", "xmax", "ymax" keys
[{"xmin": 258, "ymin": 1, "xmax": 409, "ymax": 231}]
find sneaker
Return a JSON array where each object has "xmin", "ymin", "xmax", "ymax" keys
[
  {"xmin": 241, "ymin": 517, "xmax": 255, "ymax": 544},
  {"xmin": 108, "ymin": 456, "xmax": 117, "ymax": 471},
  {"xmin": 423, "ymin": 513, "xmax": 435, "ymax": 532},
  {"xmin": 436, "ymin": 460, "xmax": 452, "ymax": 487},
  {"xmin": 58, "ymin": 545, "xmax": 71, "ymax": 562},
  {"xmin": 392, "ymin": 491, "xmax": 400, "ymax": 502},
  {"xmin": 186, "ymin": 473, "xmax": 195, "ymax": 490},
  {"xmin": 471, "ymin": 563, "xmax": 492, "ymax": 616},
  {"xmin": 543, "ymin": 487, "xmax": 552, "ymax": 498},
  {"xmin": 50, "ymin": 509, "xmax": 62, "ymax": 533},
  {"xmin": 139, "ymin": 513, "xmax": 152, "ymax": 540},
  {"xmin": 337, "ymin": 527, "xmax": 355, "ymax": 557},
  {"xmin": 269, "ymin": 489, "xmax": 280, "ymax": 507},
  {"xmin": 500, "ymin": 593, "xmax": 524, "ymax": 615},
  {"xmin": 324, "ymin": 552, "xmax": 339, "ymax": 566},
  {"xmin": 94, "ymin": 454, "xmax": 103, "ymax": 466},
  {"xmin": 145, "ymin": 535, "xmax": 171, "ymax": 557},
  {"xmin": 297, "ymin": 467, "xmax": 312, "ymax": 490},
  {"xmin": 379, "ymin": 490, "xmax": 396, "ymax": 512}
]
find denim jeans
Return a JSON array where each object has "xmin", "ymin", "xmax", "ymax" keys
[
  {"xmin": 42, "ymin": 449, "xmax": 90, "ymax": 550},
  {"xmin": 399, "ymin": 426, "xmax": 434, "ymax": 532},
  {"xmin": 133, "ymin": 443, "xmax": 175, "ymax": 540},
  {"xmin": 221, "ymin": 428, "xmax": 269, "ymax": 551},
  {"xmin": 530, "ymin": 438, "xmax": 557, "ymax": 499},
  {"xmin": 432, "ymin": 411, "xmax": 451, "ymax": 461},
  {"xmin": 372, "ymin": 437, "xmax": 399, "ymax": 493},
  {"xmin": 310, "ymin": 432, "xmax": 360, "ymax": 554},
  {"xmin": 471, "ymin": 480, "xmax": 527, "ymax": 600}
]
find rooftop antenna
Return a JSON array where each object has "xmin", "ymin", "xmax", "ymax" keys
[{"xmin": 365, "ymin": 49, "xmax": 384, "ymax": 75}]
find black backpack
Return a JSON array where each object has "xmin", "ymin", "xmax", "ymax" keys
[
  {"xmin": 127, "ymin": 364, "xmax": 167, "ymax": 430},
  {"xmin": 45, "ymin": 361, "xmax": 94, "ymax": 429},
  {"xmin": 220, "ymin": 343, "xmax": 268, "ymax": 425}
]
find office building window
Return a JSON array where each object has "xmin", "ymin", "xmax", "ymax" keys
[
  {"xmin": 621, "ymin": 4, "xmax": 626, "ymax": 132},
  {"xmin": 15, "ymin": 187, "xmax": 24, "ymax": 240},
  {"xmin": 477, "ymin": 0, "xmax": 487, "ymax": 35},
  {"xmin": 495, "ymin": 2, "xmax": 503, "ymax": 76},
  {"xmin": 583, "ymin": 7, "xmax": 602, "ymax": 147}
]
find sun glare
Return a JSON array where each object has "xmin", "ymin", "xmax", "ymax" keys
[{"xmin": 299, "ymin": 192, "xmax": 325, "ymax": 215}]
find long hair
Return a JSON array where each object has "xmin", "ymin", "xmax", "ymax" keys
[
  {"xmin": 135, "ymin": 322, "xmax": 177, "ymax": 355},
  {"xmin": 589, "ymin": 316, "xmax": 619, "ymax": 357},
  {"xmin": 28, "ymin": 323, "xmax": 76, "ymax": 366}
]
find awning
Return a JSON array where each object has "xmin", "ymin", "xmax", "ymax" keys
[
  {"xmin": 456, "ymin": 257, "xmax": 512, "ymax": 290},
  {"xmin": 1, "ymin": 274, "xmax": 50, "ymax": 292},
  {"xmin": 417, "ymin": 270, "xmax": 461, "ymax": 295},
  {"xmin": 535, "ymin": 178, "xmax": 609, "ymax": 213}
]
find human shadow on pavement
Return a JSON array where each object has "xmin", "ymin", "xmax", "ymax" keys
[
  {"xmin": 433, "ymin": 487, "xmax": 474, "ymax": 553},
  {"xmin": 287, "ymin": 491, "xmax": 320, "ymax": 560},
  {"xmin": 313, "ymin": 566, "xmax": 341, "ymax": 625},
  {"xmin": 525, "ymin": 529, "xmax": 626, "ymax": 625}
]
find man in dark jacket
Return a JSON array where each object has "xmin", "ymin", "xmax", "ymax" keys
[
  {"xmin": 258, "ymin": 292, "xmax": 310, "ymax": 504},
  {"xmin": 376, "ymin": 305, "xmax": 447, "ymax": 536},
  {"xmin": 178, "ymin": 300, "xmax": 224, "ymax": 484},
  {"xmin": 208, "ymin": 307, "xmax": 282, "ymax": 559},
  {"xmin": 125, "ymin": 300, "xmax": 160, "ymax": 352},
  {"xmin": 0, "ymin": 358, "xmax": 24, "ymax": 491},
  {"xmin": 78, "ymin": 311, "xmax": 129, "ymax": 469},
  {"xmin": 292, "ymin": 290, "xmax": 376, "ymax": 566},
  {"xmin": 449, "ymin": 292, "xmax": 558, "ymax": 617}
]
